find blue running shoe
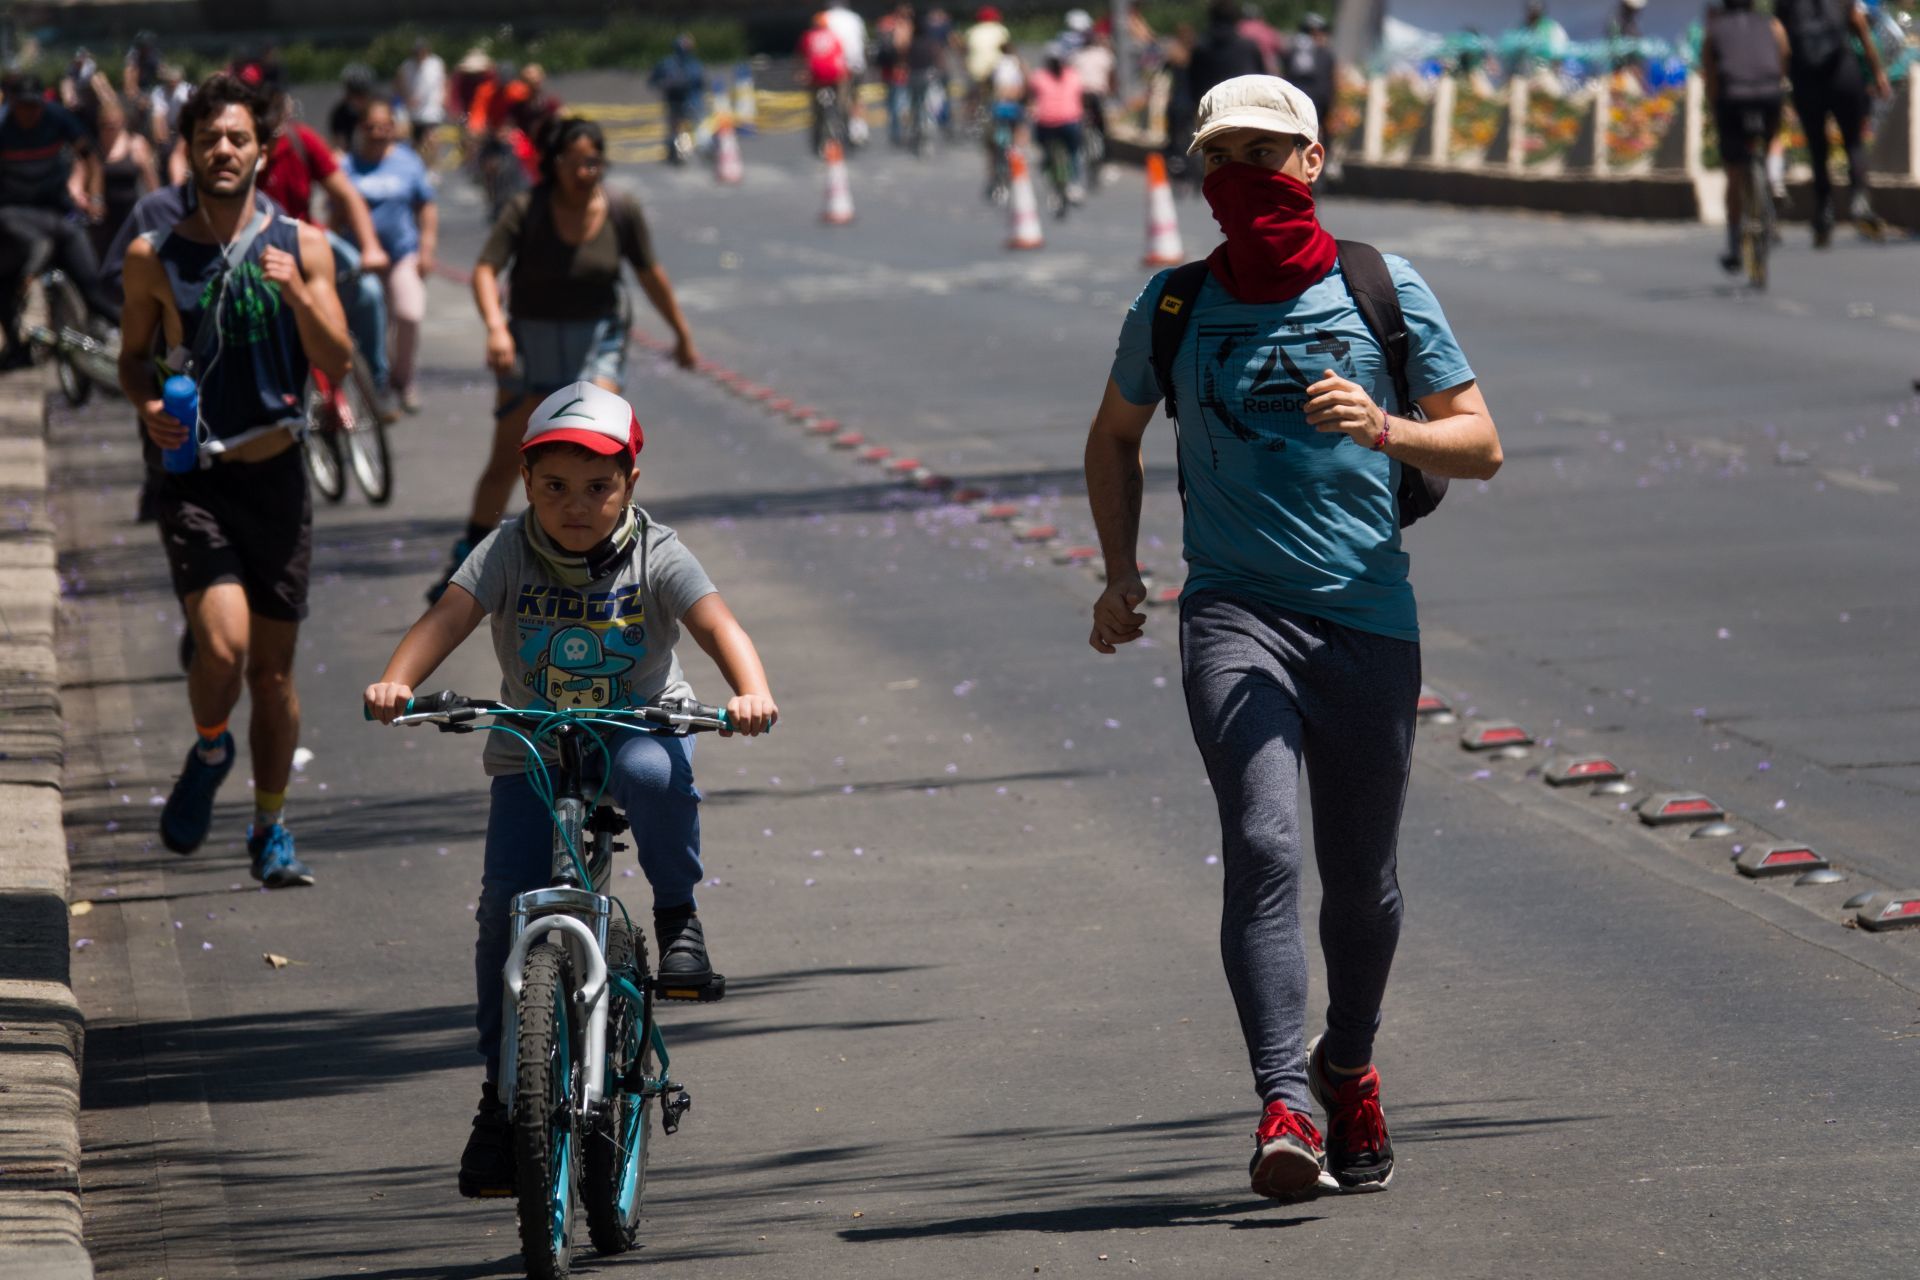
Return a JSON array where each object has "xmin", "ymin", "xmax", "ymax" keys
[
  {"xmin": 160, "ymin": 732, "xmax": 235, "ymax": 854},
  {"xmin": 247, "ymin": 824, "xmax": 315, "ymax": 888}
]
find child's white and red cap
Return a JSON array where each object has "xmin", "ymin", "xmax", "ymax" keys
[{"xmin": 520, "ymin": 382, "xmax": 644, "ymax": 461}]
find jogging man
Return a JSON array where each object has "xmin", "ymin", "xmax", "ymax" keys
[
  {"xmin": 1084, "ymin": 75, "xmax": 1501, "ymax": 1199},
  {"xmin": 1773, "ymin": 0, "xmax": 1892, "ymax": 243},
  {"xmin": 1702, "ymin": 0, "xmax": 1789, "ymax": 273},
  {"xmin": 118, "ymin": 73, "xmax": 352, "ymax": 887}
]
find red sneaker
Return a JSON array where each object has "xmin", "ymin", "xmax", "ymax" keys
[
  {"xmin": 1306, "ymin": 1035, "xmax": 1395, "ymax": 1192},
  {"xmin": 1249, "ymin": 1100, "xmax": 1327, "ymax": 1201}
]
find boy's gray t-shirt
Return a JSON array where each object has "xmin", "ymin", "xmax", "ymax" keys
[{"xmin": 449, "ymin": 507, "xmax": 718, "ymax": 776}]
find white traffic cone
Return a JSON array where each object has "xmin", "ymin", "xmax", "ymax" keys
[
  {"xmin": 821, "ymin": 139, "xmax": 855, "ymax": 225},
  {"xmin": 1141, "ymin": 152, "xmax": 1184, "ymax": 266},
  {"xmin": 1006, "ymin": 149, "xmax": 1044, "ymax": 251},
  {"xmin": 714, "ymin": 116, "xmax": 744, "ymax": 185},
  {"xmin": 732, "ymin": 66, "xmax": 758, "ymax": 135}
]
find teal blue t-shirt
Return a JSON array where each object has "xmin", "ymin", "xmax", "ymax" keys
[{"xmin": 1109, "ymin": 258, "xmax": 1474, "ymax": 643}]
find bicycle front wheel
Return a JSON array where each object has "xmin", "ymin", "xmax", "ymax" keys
[
  {"xmin": 514, "ymin": 940, "xmax": 579, "ymax": 1280},
  {"xmin": 339, "ymin": 359, "xmax": 393, "ymax": 504},
  {"xmin": 300, "ymin": 390, "xmax": 346, "ymax": 503},
  {"xmin": 1744, "ymin": 154, "xmax": 1772, "ymax": 290},
  {"xmin": 582, "ymin": 922, "xmax": 653, "ymax": 1254}
]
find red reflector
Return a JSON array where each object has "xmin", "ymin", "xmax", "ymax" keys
[
  {"xmin": 768, "ymin": 398, "xmax": 793, "ymax": 412},
  {"xmin": 1896, "ymin": 900, "xmax": 1920, "ymax": 918},
  {"xmin": 1148, "ymin": 586, "xmax": 1183, "ymax": 605},
  {"xmin": 806, "ymin": 419, "xmax": 841, "ymax": 435},
  {"xmin": 980, "ymin": 504, "xmax": 1021, "ymax": 521},
  {"xmin": 1015, "ymin": 524, "xmax": 1059, "ymax": 543},
  {"xmin": 860, "ymin": 447, "xmax": 892, "ymax": 462},
  {"xmin": 887, "ymin": 457, "xmax": 923, "ymax": 472},
  {"xmin": 1567, "ymin": 759, "xmax": 1619, "ymax": 778},
  {"xmin": 1661, "ymin": 799, "xmax": 1717, "ymax": 815},
  {"xmin": 831, "ymin": 432, "xmax": 864, "ymax": 448},
  {"xmin": 950, "ymin": 487, "xmax": 988, "ymax": 503},
  {"xmin": 1761, "ymin": 849, "xmax": 1818, "ymax": 866},
  {"xmin": 1482, "ymin": 727, "xmax": 1527, "ymax": 745},
  {"xmin": 1416, "ymin": 694, "xmax": 1448, "ymax": 713}
]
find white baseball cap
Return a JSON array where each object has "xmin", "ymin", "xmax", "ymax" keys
[
  {"xmin": 1188, "ymin": 74, "xmax": 1320, "ymax": 152},
  {"xmin": 521, "ymin": 382, "xmax": 644, "ymax": 460}
]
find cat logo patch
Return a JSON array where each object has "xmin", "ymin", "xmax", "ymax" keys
[{"xmin": 1158, "ymin": 294, "xmax": 1186, "ymax": 316}]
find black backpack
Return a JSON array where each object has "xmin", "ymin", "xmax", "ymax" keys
[
  {"xmin": 1778, "ymin": 0, "xmax": 1848, "ymax": 74},
  {"xmin": 1148, "ymin": 240, "xmax": 1447, "ymax": 528}
]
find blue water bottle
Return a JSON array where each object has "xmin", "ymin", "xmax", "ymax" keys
[{"xmin": 160, "ymin": 374, "xmax": 199, "ymax": 474}]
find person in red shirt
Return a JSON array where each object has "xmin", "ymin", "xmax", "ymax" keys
[
  {"xmin": 260, "ymin": 92, "xmax": 395, "ymax": 402},
  {"xmin": 800, "ymin": 12, "xmax": 852, "ymax": 155}
]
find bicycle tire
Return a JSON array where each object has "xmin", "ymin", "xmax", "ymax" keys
[
  {"xmin": 514, "ymin": 940, "xmax": 578, "ymax": 1280},
  {"xmin": 301, "ymin": 398, "xmax": 346, "ymax": 503},
  {"xmin": 582, "ymin": 922, "xmax": 653, "ymax": 1254},
  {"xmin": 1745, "ymin": 153, "xmax": 1771, "ymax": 290},
  {"xmin": 339, "ymin": 359, "xmax": 393, "ymax": 504},
  {"xmin": 46, "ymin": 287, "xmax": 90, "ymax": 408}
]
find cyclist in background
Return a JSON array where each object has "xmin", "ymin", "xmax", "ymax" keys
[
  {"xmin": 905, "ymin": 9, "xmax": 951, "ymax": 153},
  {"xmin": 983, "ymin": 34, "xmax": 1028, "ymax": 201},
  {"xmin": 1029, "ymin": 45, "xmax": 1088, "ymax": 202},
  {"xmin": 965, "ymin": 6, "xmax": 1011, "ymax": 121},
  {"xmin": 801, "ymin": 12, "xmax": 852, "ymax": 156},
  {"xmin": 1702, "ymin": 0, "xmax": 1789, "ymax": 273},
  {"xmin": 429, "ymin": 118, "xmax": 698, "ymax": 602},
  {"xmin": 259, "ymin": 90, "xmax": 395, "ymax": 413},
  {"xmin": 396, "ymin": 38, "xmax": 449, "ymax": 161},
  {"xmin": 344, "ymin": 100, "xmax": 437, "ymax": 415},
  {"xmin": 649, "ymin": 34, "xmax": 705, "ymax": 165},
  {"xmin": 0, "ymin": 73, "xmax": 115, "ymax": 371},
  {"xmin": 365, "ymin": 382, "xmax": 777, "ymax": 1198},
  {"xmin": 1774, "ymin": 0, "xmax": 1893, "ymax": 243}
]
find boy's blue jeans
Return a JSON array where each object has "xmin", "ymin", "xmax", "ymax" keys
[
  {"xmin": 326, "ymin": 231, "xmax": 390, "ymax": 390},
  {"xmin": 474, "ymin": 732, "xmax": 701, "ymax": 1082}
]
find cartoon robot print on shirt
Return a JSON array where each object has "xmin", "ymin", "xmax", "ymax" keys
[{"xmin": 531, "ymin": 624, "xmax": 636, "ymax": 709}]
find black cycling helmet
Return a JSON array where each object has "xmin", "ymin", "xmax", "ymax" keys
[
  {"xmin": 1300, "ymin": 12, "xmax": 1330, "ymax": 33},
  {"xmin": 340, "ymin": 62, "xmax": 376, "ymax": 93}
]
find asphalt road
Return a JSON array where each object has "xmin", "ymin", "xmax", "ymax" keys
[{"xmin": 61, "ymin": 84, "xmax": 1920, "ymax": 1279}]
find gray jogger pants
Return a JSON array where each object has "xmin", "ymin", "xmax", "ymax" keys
[{"xmin": 1179, "ymin": 589, "xmax": 1421, "ymax": 1112}]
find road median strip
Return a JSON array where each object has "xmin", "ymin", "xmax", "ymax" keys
[{"xmin": 0, "ymin": 369, "xmax": 93, "ymax": 1279}]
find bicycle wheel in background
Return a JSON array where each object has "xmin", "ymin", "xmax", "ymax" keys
[
  {"xmin": 44, "ymin": 282, "xmax": 91, "ymax": 408},
  {"xmin": 1744, "ymin": 151, "xmax": 1772, "ymax": 290},
  {"xmin": 582, "ymin": 921, "xmax": 653, "ymax": 1254},
  {"xmin": 338, "ymin": 359, "xmax": 393, "ymax": 504},
  {"xmin": 514, "ymin": 940, "xmax": 579, "ymax": 1280},
  {"xmin": 301, "ymin": 383, "xmax": 346, "ymax": 502}
]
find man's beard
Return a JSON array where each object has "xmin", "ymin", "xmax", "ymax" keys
[{"xmin": 193, "ymin": 161, "xmax": 257, "ymax": 209}]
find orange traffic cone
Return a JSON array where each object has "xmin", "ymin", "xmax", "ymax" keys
[
  {"xmin": 714, "ymin": 116, "xmax": 744, "ymax": 185},
  {"xmin": 821, "ymin": 139, "xmax": 855, "ymax": 225},
  {"xmin": 1006, "ymin": 149, "xmax": 1044, "ymax": 250},
  {"xmin": 1141, "ymin": 152, "xmax": 1184, "ymax": 266}
]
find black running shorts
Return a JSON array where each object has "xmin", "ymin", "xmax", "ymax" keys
[{"xmin": 154, "ymin": 444, "xmax": 313, "ymax": 622}]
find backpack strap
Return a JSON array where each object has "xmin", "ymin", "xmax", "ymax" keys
[
  {"xmin": 1335, "ymin": 239, "xmax": 1448, "ymax": 528},
  {"xmin": 1335, "ymin": 240, "xmax": 1412, "ymax": 416},
  {"xmin": 1149, "ymin": 260, "xmax": 1211, "ymax": 420}
]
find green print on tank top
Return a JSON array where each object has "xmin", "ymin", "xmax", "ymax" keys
[{"xmin": 199, "ymin": 260, "xmax": 282, "ymax": 346}]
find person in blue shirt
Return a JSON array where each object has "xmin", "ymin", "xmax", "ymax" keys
[
  {"xmin": 344, "ymin": 99, "xmax": 437, "ymax": 413},
  {"xmin": 1084, "ymin": 75, "xmax": 1501, "ymax": 1203},
  {"xmin": 649, "ymin": 34, "xmax": 706, "ymax": 164}
]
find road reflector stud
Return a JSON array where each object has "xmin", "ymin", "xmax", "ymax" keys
[
  {"xmin": 1735, "ymin": 844, "xmax": 1829, "ymax": 878},
  {"xmin": 1795, "ymin": 868, "xmax": 1846, "ymax": 886},
  {"xmin": 1637, "ymin": 793, "xmax": 1724, "ymax": 826},
  {"xmin": 1855, "ymin": 892, "xmax": 1920, "ymax": 931},
  {"xmin": 1545, "ymin": 757, "xmax": 1623, "ymax": 786},
  {"xmin": 1461, "ymin": 721, "xmax": 1533, "ymax": 751},
  {"xmin": 1690, "ymin": 821, "xmax": 1738, "ymax": 839},
  {"xmin": 1014, "ymin": 524, "xmax": 1059, "ymax": 544},
  {"xmin": 1053, "ymin": 546, "xmax": 1099, "ymax": 565},
  {"xmin": 1592, "ymin": 779, "xmax": 1634, "ymax": 796},
  {"xmin": 859, "ymin": 446, "xmax": 892, "ymax": 463},
  {"xmin": 887, "ymin": 457, "xmax": 923, "ymax": 474},
  {"xmin": 1145, "ymin": 585, "xmax": 1183, "ymax": 607},
  {"xmin": 806, "ymin": 418, "xmax": 842, "ymax": 436},
  {"xmin": 767, "ymin": 397, "xmax": 793, "ymax": 413},
  {"xmin": 831, "ymin": 432, "xmax": 865, "ymax": 449},
  {"xmin": 1416, "ymin": 687, "xmax": 1451, "ymax": 717},
  {"xmin": 979, "ymin": 504, "xmax": 1021, "ymax": 522},
  {"xmin": 915, "ymin": 473, "xmax": 953, "ymax": 491},
  {"xmin": 791, "ymin": 405, "xmax": 819, "ymax": 422},
  {"xmin": 949, "ymin": 486, "xmax": 988, "ymax": 503},
  {"xmin": 1843, "ymin": 889, "xmax": 1875, "ymax": 910}
]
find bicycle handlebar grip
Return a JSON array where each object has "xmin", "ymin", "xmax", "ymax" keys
[{"xmin": 362, "ymin": 695, "xmax": 417, "ymax": 721}]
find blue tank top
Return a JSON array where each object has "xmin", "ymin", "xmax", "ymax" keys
[{"xmin": 146, "ymin": 210, "xmax": 311, "ymax": 450}]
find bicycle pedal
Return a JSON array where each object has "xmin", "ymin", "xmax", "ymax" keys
[{"xmin": 652, "ymin": 972, "xmax": 726, "ymax": 1003}]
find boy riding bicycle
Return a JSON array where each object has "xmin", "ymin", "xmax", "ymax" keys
[{"xmin": 364, "ymin": 381, "xmax": 777, "ymax": 1197}]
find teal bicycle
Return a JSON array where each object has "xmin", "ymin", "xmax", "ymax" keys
[{"xmin": 377, "ymin": 691, "xmax": 730, "ymax": 1279}]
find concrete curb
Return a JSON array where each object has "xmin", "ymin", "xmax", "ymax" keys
[{"xmin": 0, "ymin": 367, "xmax": 92, "ymax": 1279}]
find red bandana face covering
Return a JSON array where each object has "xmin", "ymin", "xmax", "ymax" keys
[{"xmin": 1200, "ymin": 162, "xmax": 1339, "ymax": 304}]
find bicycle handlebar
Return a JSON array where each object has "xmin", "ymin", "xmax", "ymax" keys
[{"xmin": 364, "ymin": 690, "xmax": 733, "ymax": 734}]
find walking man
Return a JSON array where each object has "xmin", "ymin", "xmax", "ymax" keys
[
  {"xmin": 1083, "ymin": 75, "xmax": 1502, "ymax": 1199},
  {"xmin": 1773, "ymin": 0, "xmax": 1892, "ymax": 242},
  {"xmin": 118, "ymin": 73, "xmax": 352, "ymax": 887}
]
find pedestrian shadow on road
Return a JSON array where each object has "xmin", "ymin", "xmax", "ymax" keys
[{"xmin": 839, "ymin": 1196, "xmax": 1320, "ymax": 1242}]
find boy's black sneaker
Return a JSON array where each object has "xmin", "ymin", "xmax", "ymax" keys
[
  {"xmin": 654, "ymin": 910, "xmax": 711, "ymax": 982},
  {"xmin": 458, "ymin": 1081, "xmax": 514, "ymax": 1198},
  {"xmin": 1306, "ymin": 1035, "xmax": 1394, "ymax": 1192},
  {"xmin": 1249, "ymin": 1099, "xmax": 1328, "ymax": 1201}
]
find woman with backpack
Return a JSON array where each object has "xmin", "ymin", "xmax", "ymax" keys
[{"xmin": 1082, "ymin": 75, "xmax": 1502, "ymax": 1203}]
